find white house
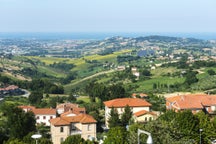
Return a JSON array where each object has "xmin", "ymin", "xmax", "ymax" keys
[
  {"xmin": 103, "ymin": 98, "xmax": 156, "ymax": 128},
  {"xmin": 19, "ymin": 106, "xmax": 56, "ymax": 126}
]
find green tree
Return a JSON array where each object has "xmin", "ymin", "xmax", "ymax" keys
[
  {"xmin": 121, "ymin": 105, "xmax": 133, "ymax": 127},
  {"xmin": 184, "ymin": 70, "xmax": 198, "ymax": 85},
  {"xmin": 61, "ymin": 135, "xmax": 84, "ymax": 144},
  {"xmin": 195, "ymin": 111, "xmax": 216, "ymax": 143},
  {"xmin": 4, "ymin": 138, "xmax": 26, "ymax": 144},
  {"xmin": 108, "ymin": 107, "xmax": 121, "ymax": 128},
  {"xmin": 1, "ymin": 104, "xmax": 36, "ymax": 139},
  {"xmin": 104, "ymin": 126, "xmax": 128, "ymax": 144},
  {"xmin": 207, "ymin": 69, "xmax": 216, "ymax": 75},
  {"xmin": 141, "ymin": 69, "xmax": 151, "ymax": 76},
  {"xmin": 68, "ymin": 93, "xmax": 77, "ymax": 102},
  {"xmin": 28, "ymin": 91, "xmax": 43, "ymax": 105}
]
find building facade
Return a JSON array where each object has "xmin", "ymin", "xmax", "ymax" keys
[
  {"xmin": 166, "ymin": 94, "xmax": 216, "ymax": 114},
  {"xmin": 50, "ymin": 114, "xmax": 97, "ymax": 144},
  {"xmin": 104, "ymin": 98, "xmax": 156, "ymax": 128}
]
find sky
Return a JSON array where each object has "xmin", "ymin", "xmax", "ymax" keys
[{"xmin": 0, "ymin": 0, "xmax": 216, "ymax": 33}]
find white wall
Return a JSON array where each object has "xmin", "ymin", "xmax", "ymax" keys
[
  {"xmin": 36, "ymin": 114, "xmax": 56, "ymax": 126},
  {"xmin": 105, "ymin": 106, "xmax": 150, "ymax": 128}
]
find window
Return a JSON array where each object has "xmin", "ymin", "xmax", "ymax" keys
[
  {"xmin": 60, "ymin": 127, "xmax": 64, "ymax": 133},
  {"xmin": 149, "ymin": 117, "xmax": 152, "ymax": 121},
  {"xmin": 145, "ymin": 117, "xmax": 147, "ymax": 122},
  {"xmin": 37, "ymin": 116, "xmax": 39, "ymax": 119},
  {"xmin": 50, "ymin": 116, "xmax": 53, "ymax": 119},
  {"xmin": 87, "ymin": 124, "xmax": 91, "ymax": 131},
  {"xmin": 71, "ymin": 123, "xmax": 76, "ymax": 130},
  {"xmin": 43, "ymin": 116, "xmax": 46, "ymax": 119}
]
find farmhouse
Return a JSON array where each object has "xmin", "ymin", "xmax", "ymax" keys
[
  {"xmin": 166, "ymin": 94, "xmax": 216, "ymax": 114},
  {"xmin": 19, "ymin": 105, "xmax": 56, "ymax": 126},
  {"xmin": 0, "ymin": 85, "xmax": 24, "ymax": 97},
  {"xmin": 104, "ymin": 98, "xmax": 157, "ymax": 128},
  {"xmin": 50, "ymin": 113, "xmax": 97, "ymax": 144}
]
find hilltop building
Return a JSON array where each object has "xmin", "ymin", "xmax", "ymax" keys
[
  {"xmin": 0, "ymin": 85, "xmax": 24, "ymax": 97},
  {"xmin": 19, "ymin": 103, "xmax": 95, "ymax": 144},
  {"xmin": 50, "ymin": 114, "xmax": 97, "ymax": 144},
  {"xmin": 166, "ymin": 94, "xmax": 216, "ymax": 114},
  {"xmin": 104, "ymin": 98, "xmax": 157, "ymax": 128},
  {"xmin": 19, "ymin": 105, "xmax": 56, "ymax": 126}
]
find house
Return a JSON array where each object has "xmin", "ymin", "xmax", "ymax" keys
[
  {"xmin": 166, "ymin": 94, "xmax": 216, "ymax": 114},
  {"xmin": 104, "ymin": 98, "xmax": 156, "ymax": 128},
  {"xmin": 117, "ymin": 65, "xmax": 126, "ymax": 71},
  {"xmin": 133, "ymin": 110, "xmax": 157, "ymax": 122},
  {"xmin": 32, "ymin": 108, "xmax": 56, "ymax": 126},
  {"xmin": 56, "ymin": 103, "xmax": 86, "ymax": 115},
  {"xmin": 0, "ymin": 85, "xmax": 24, "ymax": 97},
  {"xmin": 131, "ymin": 67, "xmax": 140, "ymax": 79},
  {"xmin": 50, "ymin": 113, "xmax": 97, "ymax": 144},
  {"xmin": 19, "ymin": 106, "xmax": 56, "ymax": 126},
  {"xmin": 132, "ymin": 93, "xmax": 148, "ymax": 98}
]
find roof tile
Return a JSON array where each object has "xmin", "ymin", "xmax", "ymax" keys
[{"xmin": 104, "ymin": 98, "xmax": 151, "ymax": 108}]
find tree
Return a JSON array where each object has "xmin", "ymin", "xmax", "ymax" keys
[
  {"xmin": 108, "ymin": 107, "xmax": 121, "ymax": 128},
  {"xmin": 108, "ymin": 84, "xmax": 127, "ymax": 100},
  {"xmin": 184, "ymin": 70, "xmax": 198, "ymax": 85},
  {"xmin": 28, "ymin": 91, "xmax": 43, "ymax": 105},
  {"xmin": 121, "ymin": 105, "xmax": 133, "ymax": 127},
  {"xmin": 141, "ymin": 69, "xmax": 151, "ymax": 77},
  {"xmin": 1, "ymin": 104, "xmax": 36, "ymax": 139},
  {"xmin": 61, "ymin": 135, "xmax": 84, "ymax": 144},
  {"xmin": 104, "ymin": 126, "xmax": 128, "ymax": 144},
  {"xmin": 68, "ymin": 93, "xmax": 77, "ymax": 102},
  {"xmin": 207, "ymin": 69, "xmax": 216, "ymax": 75},
  {"xmin": 195, "ymin": 111, "xmax": 216, "ymax": 143}
]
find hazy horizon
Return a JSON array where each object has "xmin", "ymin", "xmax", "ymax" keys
[
  {"xmin": 0, "ymin": 32, "xmax": 215, "ymax": 40},
  {"xmin": 1, "ymin": 0, "xmax": 216, "ymax": 33}
]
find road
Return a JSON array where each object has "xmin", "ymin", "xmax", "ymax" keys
[{"xmin": 69, "ymin": 69, "xmax": 116, "ymax": 86}]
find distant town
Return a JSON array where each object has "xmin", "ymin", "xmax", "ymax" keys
[{"xmin": 1, "ymin": 35, "xmax": 216, "ymax": 144}]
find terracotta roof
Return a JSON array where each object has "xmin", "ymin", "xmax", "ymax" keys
[
  {"xmin": 56, "ymin": 103, "xmax": 78, "ymax": 109},
  {"xmin": 32, "ymin": 108, "xmax": 56, "ymax": 115},
  {"xmin": 60, "ymin": 110, "xmax": 77, "ymax": 117},
  {"xmin": 166, "ymin": 94, "xmax": 216, "ymax": 110},
  {"xmin": 56, "ymin": 103, "xmax": 86, "ymax": 114},
  {"xmin": 104, "ymin": 98, "xmax": 151, "ymax": 108},
  {"xmin": 0, "ymin": 85, "xmax": 19, "ymax": 91},
  {"xmin": 134, "ymin": 110, "xmax": 156, "ymax": 117},
  {"xmin": 50, "ymin": 114, "xmax": 97, "ymax": 126}
]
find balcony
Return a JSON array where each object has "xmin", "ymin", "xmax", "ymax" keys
[{"xmin": 70, "ymin": 129, "xmax": 82, "ymax": 135}]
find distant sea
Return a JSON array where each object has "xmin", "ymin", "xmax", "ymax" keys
[{"xmin": 0, "ymin": 32, "xmax": 215, "ymax": 40}]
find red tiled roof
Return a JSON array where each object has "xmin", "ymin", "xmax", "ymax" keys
[
  {"xmin": 50, "ymin": 114, "xmax": 97, "ymax": 126},
  {"xmin": 60, "ymin": 110, "xmax": 77, "ymax": 117},
  {"xmin": 0, "ymin": 85, "xmax": 19, "ymax": 91},
  {"xmin": 32, "ymin": 108, "xmax": 56, "ymax": 115},
  {"xmin": 104, "ymin": 98, "xmax": 151, "ymax": 108},
  {"xmin": 56, "ymin": 103, "xmax": 86, "ymax": 114},
  {"xmin": 134, "ymin": 110, "xmax": 156, "ymax": 117},
  {"xmin": 166, "ymin": 94, "xmax": 216, "ymax": 110}
]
